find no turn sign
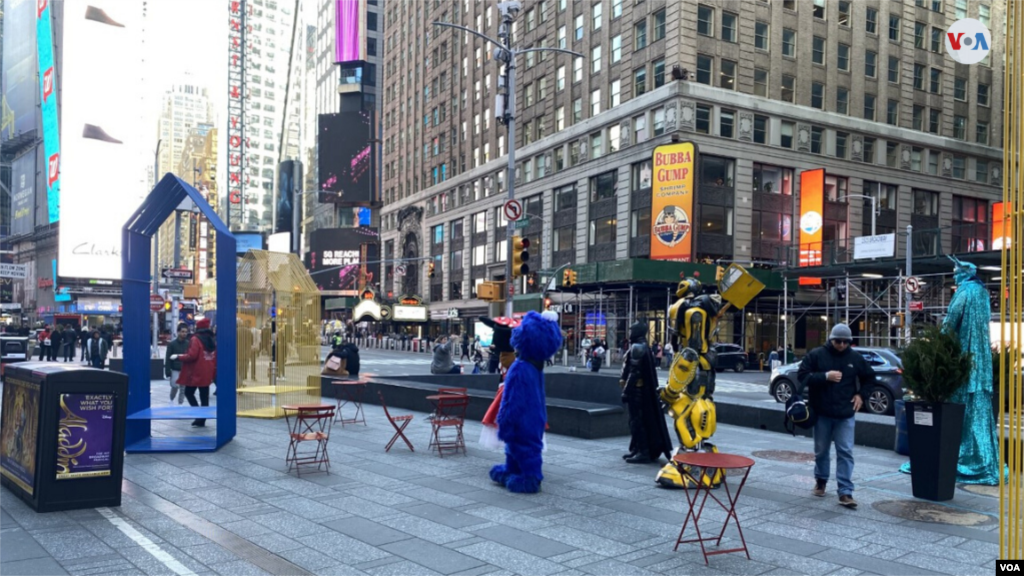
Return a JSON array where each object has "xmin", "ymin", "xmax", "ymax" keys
[
  {"xmin": 503, "ymin": 199, "xmax": 524, "ymax": 222},
  {"xmin": 905, "ymin": 276, "xmax": 921, "ymax": 294}
]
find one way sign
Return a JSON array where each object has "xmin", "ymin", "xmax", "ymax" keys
[{"xmin": 162, "ymin": 268, "xmax": 194, "ymax": 280}]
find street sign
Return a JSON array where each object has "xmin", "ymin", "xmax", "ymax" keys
[
  {"xmin": 909, "ymin": 300, "xmax": 924, "ymax": 311},
  {"xmin": 905, "ymin": 276, "xmax": 921, "ymax": 294},
  {"xmin": 149, "ymin": 295, "xmax": 165, "ymax": 312},
  {"xmin": 161, "ymin": 268, "xmax": 194, "ymax": 280},
  {"xmin": 503, "ymin": 199, "xmax": 524, "ymax": 221},
  {"xmin": 514, "ymin": 218, "xmax": 530, "ymax": 229},
  {"xmin": 0, "ymin": 263, "xmax": 27, "ymax": 279}
]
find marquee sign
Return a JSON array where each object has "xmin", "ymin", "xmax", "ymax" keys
[{"xmin": 227, "ymin": 0, "xmax": 250, "ymax": 227}]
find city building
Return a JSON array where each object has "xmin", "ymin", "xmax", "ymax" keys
[{"xmin": 378, "ymin": 0, "xmax": 1006, "ymax": 352}]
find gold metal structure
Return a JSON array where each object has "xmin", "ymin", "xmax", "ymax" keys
[
  {"xmin": 1001, "ymin": 0, "xmax": 1023, "ymax": 559},
  {"xmin": 235, "ymin": 251, "xmax": 322, "ymax": 419}
]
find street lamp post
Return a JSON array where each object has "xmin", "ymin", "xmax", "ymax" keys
[
  {"xmin": 435, "ymin": 1, "xmax": 582, "ymax": 317},
  {"xmin": 837, "ymin": 191, "xmax": 879, "ymax": 237}
]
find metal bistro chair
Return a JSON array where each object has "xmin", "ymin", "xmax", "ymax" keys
[
  {"xmin": 428, "ymin": 394, "xmax": 470, "ymax": 457},
  {"xmin": 378, "ymin": 391, "xmax": 415, "ymax": 453},
  {"xmin": 437, "ymin": 387, "xmax": 468, "ymax": 397},
  {"xmin": 283, "ymin": 405, "xmax": 335, "ymax": 477}
]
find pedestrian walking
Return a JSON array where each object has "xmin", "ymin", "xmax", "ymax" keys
[
  {"xmin": 460, "ymin": 333, "xmax": 471, "ymax": 362},
  {"xmin": 79, "ymin": 327, "xmax": 90, "ymax": 361},
  {"xmin": 174, "ymin": 317, "xmax": 217, "ymax": 427},
  {"xmin": 63, "ymin": 325, "xmax": 77, "ymax": 362},
  {"xmin": 797, "ymin": 324, "xmax": 876, "ymax": 508},
  {"xmin": 662, "ymin": 340, "xmax": 674, "ymax": 369},
  {"xmin": 48, "ymin": 325, "xmax": 62, "ymax": 361},
  {"xmin": 165, "ymin": 325, "xmax": 190, "ymax": 404},
  {"xmin": 86, "ymin": 330, "xmax": 109, "ymax": 369},
  {"xmin": 590, "ymin": 340, "xmax": 606, "ymax": 372},
  {"xmin": 37, "ymin": 326, "xmax": 51, "ymax": 361}
]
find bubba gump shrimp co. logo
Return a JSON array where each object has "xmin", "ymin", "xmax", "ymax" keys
[{"xmin": 653, "ymin": 205, "xmax": 691, "ymax": 247}]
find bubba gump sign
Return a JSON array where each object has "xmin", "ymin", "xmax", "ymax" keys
[{"xmin": 650, "ymin": 142, "xmax": 697, "ymax": 262}]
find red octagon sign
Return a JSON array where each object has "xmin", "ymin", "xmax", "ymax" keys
[{"xmin": 150, "ymin": 294, "xmax": 165, "ymax": 312}]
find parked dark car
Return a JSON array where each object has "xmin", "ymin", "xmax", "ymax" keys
[
  {"xmin": 712, "ymin": 343, "xmax": 748, "ymax": 373},
  {"xmin": 768, "ymin": 346, "xmax": 904, "ymax": 415}
]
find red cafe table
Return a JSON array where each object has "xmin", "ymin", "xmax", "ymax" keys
[{"xmin": 671, "ymin": 451, "xmax": 755, "ymax": 565}]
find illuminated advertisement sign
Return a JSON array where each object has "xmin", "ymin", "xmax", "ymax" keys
[
  {"xmin": 226, "ymin": 0, "xmax": 249, "ymax": 224},
  {"xmin": 992, "ymin": 202, "xmax": 1011, "ymax": 250},
  {"xmin": 235, "ymin": 233, "xmax": 263, "ymax": 254},
  {"xmin": 798, "ymin": 169, "xmax": 825, "ymax": 267},
  {"xmin": 335, "ymin": 0, "xmax": 366, "ymax": 64},
  {"xmin": 3, "ymin": 0, "xmax": 37, "ymax": 144},
  {"xmin": 59, "ymin": 1, "xmax": 144, "ymax": 280},
  {"xmin": 318, "ymin": 112, "xmax": 374, "ymax": 205},
  {"xmin": 306, "ymin": 227, "xmax": 379, "ymax": 294},
  {"xmin": 35, "ymin": 0, "xmax": 60, "ymax": 224},
  {"xmin": 11, "ymin": 153, "xmax": 35, "ymax": 236},
  {"xmin": 650, "ymin": 142, "xmax": 696, "ymax": 262}
]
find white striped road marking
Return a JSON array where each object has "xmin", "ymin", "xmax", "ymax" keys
[{"xmin": 96, "ymin": 507, "xmax": 196, "ymax": 576}]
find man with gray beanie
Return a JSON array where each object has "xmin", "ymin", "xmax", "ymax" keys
[{"xmin": 797, "ymin": 323, "xmax": 876, "ymax": 508}]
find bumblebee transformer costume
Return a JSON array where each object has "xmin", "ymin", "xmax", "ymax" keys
[{"xmin": 655, "ymin": 265, "xmax": 765, "ymax": 489}]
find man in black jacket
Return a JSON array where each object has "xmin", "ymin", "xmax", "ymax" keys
[
  {"xmin": 619, "ymin": 322, "xmax": 673, "ymax": 464},
  {"xmin": 797, "ymin": 324, "xmax": 875, "ymax": 508}
]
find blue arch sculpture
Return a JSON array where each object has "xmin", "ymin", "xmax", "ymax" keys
[{"xmin": 122, "ymin": 174, "xmax": 237, "ymax": 452}]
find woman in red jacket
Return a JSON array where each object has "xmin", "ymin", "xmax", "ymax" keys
[{"xmin": 173, "ymin": 318, "xmax": 217, "ymax": 427}]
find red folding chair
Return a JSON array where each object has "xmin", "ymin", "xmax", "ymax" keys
[
  {"xmin": 378, "ymin": 391, "xmax": 414, "ymax": 452},
  {"xmin": 428, "ymin": 394, "xmax": 469, "ymax": 457},
  {"xmin": 438, "ymin": 387, "xmax": 468, "ymax": 396},
  {"xmin": 283, "ymin": 405, "xmax": 335, "ymax": 477}
]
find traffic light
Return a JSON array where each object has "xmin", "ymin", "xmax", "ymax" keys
[
  {"xmin": 715, "ymin": 265, "xmax": 725, "ymax": 282},
  {"xmin": 563, "ymin": 269, "xmax": 573, "ymax": 287},
  {"xmin": 428, "ymin": 261, "xmax": 436, "ymax": 278},
  {"xmin": 567, "ymin": 269, "xmax": 578, "ymax": 287},
  {"xmin": 512, "ymin": 236, "xmax": 530, "ymax": 278},
  {"xmin": 544, "ymin": 297, "xmax": 552, "ymax": 310},
  {"xmin": 164, "ymin": 301, "xmax": 172, "ymax": 311}
]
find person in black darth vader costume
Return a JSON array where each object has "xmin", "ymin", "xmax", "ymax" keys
[{"xmin": 619, "ymin": 321, "xmax": 674, "ymax": 464}]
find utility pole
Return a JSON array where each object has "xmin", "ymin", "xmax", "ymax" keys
[{"xmin": 435, "ymin": 1, "xmax": 581, "ymax": 317}]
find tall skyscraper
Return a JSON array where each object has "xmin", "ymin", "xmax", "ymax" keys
[{"xmin": 155, "ymin": 83, "xmax": 214, "ymax": 183}]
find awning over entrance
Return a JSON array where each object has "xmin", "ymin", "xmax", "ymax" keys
[{"xmin": 553, "ymin": 258, "xmax": 784, "ymax": 291}]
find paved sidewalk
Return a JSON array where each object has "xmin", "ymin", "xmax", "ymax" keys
[{"xmin": 2, "ymin": 384, "xmax": 1000, "ymax": 576}]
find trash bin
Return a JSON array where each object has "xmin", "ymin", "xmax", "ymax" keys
[
  {"xmin": 894, "ymin": 399, "xmax": 910, "ymax": 456},
  {"xmin": 0, "ymin": 362, "xmax": 128, "ymax": 512}
]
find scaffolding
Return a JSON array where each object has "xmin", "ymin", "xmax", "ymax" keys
[{"xmin": 236, "ymin": 251, "xmax": 322, "ymax": 419}]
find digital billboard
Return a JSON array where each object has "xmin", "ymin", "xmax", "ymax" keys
[
  {"xmin": 306, "ymin": 227, "xmax": 379, "ymax": 294},
  {"xmin": 798, "ymin": 169, "xmax": 825, "ymax": 267},
  {"xmin": 2, "ymin": 0, "xmax": 38, "ymax": 144},
  {"xmin": 318, "ymin": 112, "xmax": 373, "ymax": 205},
  {"xmin": 992, "ymin": 202, "xmax": 1011, "ymax": 250},
  {"xmin": 650, "ymin": 142, "xmax": 696, "ymax": 262},
  {"xmin": 36, "ymin": 0, "xmax": 60, "ymax": 224},
  {"xmin": 11, "ymin": 152, "xmax": 35, "ymax": 237},
  {"xmin": 58, "ymin": 1, "xmax": 145, "ymax": 279},
  {"xmin": 335, "ymin": 0, "xmax": 366, "ymax": 64},
  {"xmin": 276, "ymin": 160, "xmax": 303, "ymax": 236}
]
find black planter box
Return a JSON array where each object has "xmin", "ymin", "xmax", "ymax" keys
[{"xmin": 906, "ymin": 401, "xmax": 965, "ymax": 501}]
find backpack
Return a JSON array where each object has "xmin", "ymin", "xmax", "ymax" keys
[{"xmin": 784, "ymin": 392, "xmax": 817, "ymax": 435}]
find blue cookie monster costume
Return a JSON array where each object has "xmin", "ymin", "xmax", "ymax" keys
[{"xmin": 489, "ymin": 310, "xmax": 563, "ymax": 493}]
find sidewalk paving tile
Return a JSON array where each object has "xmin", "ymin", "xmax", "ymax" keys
[
  {"xmin": 322, "ymin": 515, "xmax": 413, "ymax": 546},
  {"xmin": 811, "ymin": 549, "xmax": 941, "ymax": 576},
  {"xmin": 380, "ymin": 537, "xmax": 488, "ymax": 574},
  {"xmin": 380, "ymin": 512, "xmax": 478, "ymax": 545},
  {"xmin": 2, "ymin": 557, "xmax": 70, "ymax": 575},
  {"xmin": 295, "ymin": 530, "xmax": 394, "ymax": 564},
  {"xmin": 470, "ymin": 524, "xmax": 577, "ymax": 558},
  {"xmin": 207, "ymin": 560, "xmax": 271, "ymax": 576},
  {"xmin": 0, "ymin": 525, "xmax": 51, "ymax": 562},
  {"xmin": 274, "ymin": 546, "xmax": 340, "ymax": 571},
  {"xmin": 456, "ymin": 541, "xmax": 566, "ymax": 576},
  {"xmin": 364, "ymin": 559, "xmax": 444, "ymax": 576}
]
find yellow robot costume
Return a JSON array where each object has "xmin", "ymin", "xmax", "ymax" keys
[{"xmin": 655, "ymin": 265, "xmax": 765, "ymax": 489}]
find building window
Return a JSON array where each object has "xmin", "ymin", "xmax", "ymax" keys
[
  {"xmin": 781, "ymin": 121, "xmax": 794, "ymax": 148},
  {"xmin": 473, "ymin": 211, "xmax": 487, "ymax": 234},
  {"xmin": 635, "ymin": 20, "xmax": 648, "ymax": 49},
  {"xmin": 696, "ymin": 54, "xmax": 712, "ymax": 85},
  {"xmin": 952, "ymin": 155, "xmax": 966, "ymax": 179},
  {"xmin": 953, "ymin": 115, "xmax": 966, "ymax": 140},
  {"xmin": 591, "ymin": 45, "xmax": 602, "ymax": 73},
  {"xmin": 612, "ymin": 35, "xmax": 622, "ymax": 62},
  {"xmin": 653, "ymin": 58, "xmax": 666, "ymax": 88},
  {"xmin": 695, "ymin": 105, "xmax": 711, "ymax": 134},
  {"xmin": 721, "ymin": 11, "xmax": 737, "ymax": 42},
  {"xmin": 556, "ymin": 184, "xmax": 576, "ymax": 211},
  {"xmin": 701, "ymin": 156, "xmax": 735, "ymax": 187},
  {"xmin": 697, "ymin": 5, "xmax": 714, "ymax": 37},
  {"xmin": 812, "ymin": 36, "xmax": 826, "ymax": 64},
  {"xmin": 573, "ymin": 98, "xmax": 582, "ymax": 123},
  {"xmin": 753, "ymin": 163, "xmax": 794, "ymax": 195},
  {"xmin": 930, "ymin": 68, "xmax": 941, "ymax": 93},
  {"xmin": 574, "ymin": 57, "xmax": 583, "ymax": 82},
  {"xmin": 610, "ymin": 79, "xmax": 621, "ymax": 107},
  {"xmin": 884, "ymin": 99, "xmax": 901, "ymax": 125},
  {"xmin": 835, "ymin": 132, "xmax": 848, "ymax": 159},
  {"xmin": 781, "ymin": 75, "xmax": 795, "ymax": 103},
  {"xmin": 863, "ymin": 138, "xmax": 876, "ymax": 163},
  {"xmin": 976, "ymin": 160, "xmax": 989, "ymax": 183},
  {"xmin": 952, "ymin": 195, "xmax": 988, "ymax": 252},
  {"xmin": 886, "ymin": 142, "xmax": 899, "ymax": 168},
  {"xmin": 592, "ymin": 1, "xmax": 602, "ymax": 29},
  {"xmin": 590, "ymin": 132, "xmax": 603, "ymax": 159},
  {"xmin": 911, "ymin": 147, "xmax": 923, "ymax": 171},
  {"xmin": 753, "ymin": 115, "xmax": 768, "ymax": 144},
  {"xmin": 609, "ymin": 125, "xmax": 620, "ymax": 152},
  {"xmin": 558, "ymin": 25, "xmax": 567, "ymax": 48},
  {"xmin": 589, "ymin": 217, "xmax": 617, "ymax": 245},
  {"xmin": 914, "ymin": 189, "xmax": 939, "ymax": 216},
  {"xmin": 720, "ymin": 109, "xmax": 735, "ymax": 138},
  {"xmin": 838, "ymin": 0, "xmax": 851, "ymax": 25},
  {"xmin": 914, "ymin": 22, "xmax": 926, "ymax": 49},
  {"xmin": 754, "ymin": 68, "xmax": 768, "ymax": 97},
  {"xmin": 913, "ymin": 104, "xmax": 924, "ymax": 130},
  {"xmin": 700, "ymin": 205, "xmax": 734, "ymax": 238},
  {"xmin": 813, "ymin": 0, "xmax": 826, "ymax": 19},
  {"xmin": 836, "ymin": 87, "xmax": 849, "ymax": 114},
  {"xmin": 928, "ymin": 152, "xmax": 939, "ymax": 175},
  {"xmin": 980, "ymin": 4, "xmax": 990, "ymax": 27},
  {"xmin": 634, "ymin": 114, "xmax": 647, "ymax": 142},
  {"xmin": 590, "ymin": 170, "xmax": 617, "ymax": 203},
  {"xmin": 783, "ymin": 28, "xmax": 796, "ymax": 57},
  {"xmin": 755, "ymin": 21, "xmax": 769, "ymax": 50},
  {"xmin": 931, "ymin": 26, "xmax": 943, "ymax": 53},
  {"xmin": 630, "ymin": 208, "xmax": 651, "ymax": 239},
  {"xmin": 864, "ymin": 94, "xmax": 876, "ymax": 121},
  {"xmin": 634, "ymin": 67, "xmax": 647, "ymax": 95},
  {"xmin": 978, "ymin": 83, "xmax": 990, "ymax": 106},
  {"xmin": 556, "ymin": 107, "xmax": 565, "ymax": 131},
  {"xmin": 888, "ymin": 56, "xmax": 900, "ymax": 83},
  {"xmin": 837, "ymin": 43, "xmax": 851, "ymax": 71},
  {"xmin": 811, "ymin": 82, "xmax": 824, "ymax": 109},
  {"xmin": 575, "ymin": 13, "xmax": 584, "ymax": 40},
  {"xmin": 866, "ymin": 7, "xmax": 878, "ymax": 33},
  {"xmin": 810, "ymin": 126, "xmax": 823, "ymax": 154},
  {"xmin": 954, "ymin": 77, "xmax": 967, "ymax": 100},
  {"xmin": 913, "ymin": 64, "xmax": 925, "ymax": 90},
  {"xmin": 889, "ymin": 15, "xmax": 900, "ymax": 41},
  {"xmin": 955, "ymin": 0, "xmax": 967, "ymax": 18},
  {"xmin": 590, "ymin": 89, "xmax": 601, "ymax": 116},
  {"xmin": 652, "ymin": 107, "xmax": 666, "ymax": 136},
  {"xmin": 929, "ymin": 109, "xmax": 940, "ymax": 134},
  {"xmin": 977, "ymin": 121, "xmax": 989, "ymax": 145},
  {"xmin": 653, "ymin": 8, "xmax": 666, "ymax": 41},
  {"xmin": 631, "ymin": 160, "xmax": 653, "ymax": 190},
  {"xmin": 557, "ymin": 66, "xmax": 566, "ymax": 90},
  {"xmin": 720, "ymin": 59, "xmax": 736, "ymax": 90},
  {"xmin": 865, "ymin": 50, "xmax": 877, "ymax": 77}
]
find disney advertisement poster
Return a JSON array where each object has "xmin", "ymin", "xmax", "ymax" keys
[
  {"xmin": 1, "ymin": 378, "xmax": 41, "ymax": 495},
  {"xmin": 56, "ymin": 394, "xmax": 115, "ymax": 480}
]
